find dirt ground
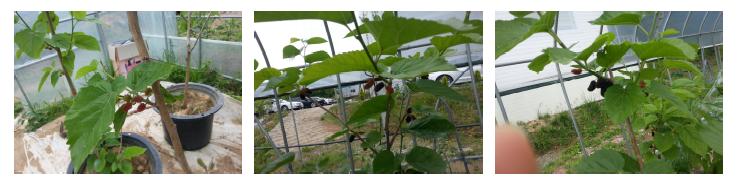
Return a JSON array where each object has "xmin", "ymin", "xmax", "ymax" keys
[
  {"xmin": 14, "ymin": 82, "xmax": 242, "ymax": 174},
  {"xmin": 267, "ymin": 104, "xmax": 341, "ymax": 147}
]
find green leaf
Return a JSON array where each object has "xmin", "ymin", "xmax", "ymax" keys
[
  {"xmin": 254, "ymin": 11, "xmax": 354, "ymax": 25},
  {"xmin": 595, "ymin": 42, "xmax": 630, "ymax": 69},
  {"xmin": 305, "ymin": 37, "xmax": 327, "ymax": 44},
  {"xmin": 61, "ymin": 51, "xmax": 76, "ymax": 76},
  {"xmin": 380, "ymin": 56, "xmax": 456, "ymax": 79},
  {"xmin": 75, "ymin": 60, "xmax": 98, "ymax": 79},
  {"xmin": 409, "ymin": 80, "xmax": 467, "ymax": 102},
  {"xmin": 14, "ymin": 29, "xmax": 46, "ymax": 58},
  {"xmin": 604, "ymin": 83, "xmax": 646, "ymax": 123},
  {"xmin": 282, "ymin": 45, "xmax": 301, "ymax": 59},
  {"xmin": 698, "ymin": 121, "xmax": 722, "ymax": 155},
  {"xmin": 528, "ymin": 53, "xmax": 551, "ymax": 73},
  {"xmin": 324, "ymin": 129, "xmax": 348, "ymax": 142},
  {"xmin": 47, "ymin": 33, "xmax": 73, "ymax": 49},
  {"xmin": 349, "ymin": 12, "xmax": 456, "ymax": 55},
  {"xmin": 645, "ymin": 82, "xmax": 690, "ymax": 116},
  {"xmin": 430, "ymin": 34, "xmax": 474, "ymax": 53},
  {"xmin": 678, "ymin": 126, "xmax": 708, "ymax": 155},
  {"xmin": 126, "ymin": 61, "xmax": 175, "ymax": 92},
  {"xmin": 510, "ymin": 11, "xmax": 533, "ymax": 18},
  {"xmin": 372, "ymin": 150, "xmax": 400, "ymax": 174},
  {"xmin": 49, "ymin": 70, "xmax": 60, "ymax": 87},
  {"xmin": 495, "ymin": 18, "xmax": 538, "ymax": 58},
  {"xmin": 576, "ymin": 32, "xmax": 615, "ymax": 61},
  {"xmin": 304, "ymin": 50, "xmax": 330, "ymax": 63},
  {"xmin": 38, "ymin": 67, "xmax": 52, "ymax": 91},
  {"xmin": 94, "ymin": 158, "xmax": 106, "ymax": 173},
  {"xmin": 361, "ymin": 131, "xmax": 381, "ymax": 150},
  {"xmin": 119, "ymin": 161, "xmax": 133, "ymax": 174},
  {"xmin": 264, "ymin": 67, "xmax": 300, "ymax": 92},
  {"xmin": 346, "ymin": 95, "xmax": 390, "ymax": 126},
  {"xmin": 33, "ymin": 11, "xmax": 59, "ymax": 33},
  {"xmin": 654, "ymin": 132, "xmax": 675, "ymax": 153},
  {"xmin": 72, "ymin": 11, "xmax": 87, "ymax": 21},
  {"xmin": 299, "ymin": 50, "xmax": 375, "ymax": 85},
  {"xmin": 259, "ymin": 152, "xmax": 295, "ymax": 174},
  {"xmin": 406, "ymin": 146, "xmax": 447, "ymax": 174},
  {"xmin": 662, "ymin": 28, "xmax": 680, "ymax": 37},
  {"xmin": 289, "ymin": 37, "xmax": 300, "ymax": 43},
  {"xmin": 575, "ymin": 149, "xmax": 634, "ymax": 173},
  {"xmin": 72, "ymin": 32, "xmax": 100, "ymax": 51},
  {"xmin": 254, "ymin": 59, "xmax": 258, "ymax": 70},
  {"xmin": 662, "ymin": 60, "xmax": 702, "ymax": 77},
  {"xmin": 254, "ymin": 68, "xmax": 280, "ymax": 90},
  {"xmin": 408, "ymin": 115, "xmax": 456, "ymax": 138},
  {"xmin": 112, "ymin": 105, "xmax": 127, "ymax": 134},
  {"xmin": 65, "ymin": 76, "xmax": 127, "ymax": 172},
  {"xmin": 643, "ymin": 160, "xmax": 675, "ymax": 173},
  {"xmin": 631, "ymin": 38, "xmax": 697, "ymax": 60},
  {"xmin": 122, "ymin": 146, "xmax": 147, "ymax": 159},
  {"xmin": 544, "ymin": 48, "xmax": 577, "ymax": 64},
  {"xmin": 590, "ymin": 11, "xmax": 644, "ymax": 25}
]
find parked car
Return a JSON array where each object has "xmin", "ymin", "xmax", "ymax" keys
[
  {"xmin": 310, "ymin": 97, "xmax": 327, "ymax": 106},
  {"xmin": 323, "ymin": 97, "xmax": 336, "ymax": 104},
  {"xmin": 428, "ymin": 64, "xmax": 482, "ymax": 85},
  {"xmin": 290, "ymin": 97, "xmax": 317, "ymax": 109},
  {"xmin": 265, "ymin": 99, "xmax": 303, "ymax": 113}
]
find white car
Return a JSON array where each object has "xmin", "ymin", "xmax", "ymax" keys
[
  {"xmin": 428, "ymin": 64, "xmax": 482, "ymax": 84},
  {"xmin": 266, "ymin": 99, "xmax": 303, "ymax": 113},
  {"xmin": 322, "ymin": 97, "xmax": 336, "ymax": 104}
]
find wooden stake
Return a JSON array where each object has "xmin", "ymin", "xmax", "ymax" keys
[
  {"xmin": 152, "ymin": 81, "xmax": 192, "ymax": 173},
  {"xmin": 127, "ymin": 11, "xmax": 149, "ymax": 59}
]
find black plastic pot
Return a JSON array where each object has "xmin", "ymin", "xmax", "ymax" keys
[
  {"xmin": 155, "ymin": 82, "xmax": 224, "ymax": 151},
  {"xmin": 67, "ymin": 132, "xmax": 163, "ymax": 174}
]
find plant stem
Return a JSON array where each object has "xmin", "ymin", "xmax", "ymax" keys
[
  {"xmin": 625, "ymin": 117, "xmax": 644, "ymax": 172},
  {"xmin": 308, "ymin": 97, "xmax": 378, "ymax": 154},
  {"xmin": 350, "ymin": 11, "xmax": 381, "ymax": 73},
  {"xmin": 15, "ymin": 11, "xmax": 32, "ymax": 29},
  {"xmin": 45, "ymin": 11, "xmax": 77, "ymax": 96},
  {"xmin": 183, "ymin": 12, "xmax": 193, "ymax": 106},
  {"xmin": 152, "ymin": 81, "xmax": 192, "ymax": 173}
]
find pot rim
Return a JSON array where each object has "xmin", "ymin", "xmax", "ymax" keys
[{"xmin": 152, "ymin": 82, "xmax": 224, "ymax": 119}]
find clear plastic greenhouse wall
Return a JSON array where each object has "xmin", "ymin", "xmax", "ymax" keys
[{"xmin": 10, "ymin": 8, "xmax": 724, "ymax": 177}]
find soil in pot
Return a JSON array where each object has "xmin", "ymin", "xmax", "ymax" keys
[{"xmin": 168, "ymin": 90, "xmax": 214, "ymax": 116}]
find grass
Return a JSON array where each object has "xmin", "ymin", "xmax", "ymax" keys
[
  {"xmin": 20, "ymin": 97, "xmax": 74, "ymax": 132},
  {"xmin": 254, "ymin": 81, "xmax": 483, "ymax": 173},
  {"xmin": 516, "ymin": 99, "xmax": 622, "ymax": 173}
]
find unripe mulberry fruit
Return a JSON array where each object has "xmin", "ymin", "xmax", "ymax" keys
[
  {"xmin": 363, "ymin": 79, "xmax": 375, "ymax": 90},
  {"xmin": 571, "ymin": 68, "xmax": 583, "ymax": 75}
]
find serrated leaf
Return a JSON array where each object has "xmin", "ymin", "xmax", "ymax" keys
[
  {"xmin": 544, "ymin": 48, "xmax": 577, "ymax": 64},
  {"xmin": 47, "ymin": 33, "xmax": 73, "ymax": 49},
  {"xmin": 305, "ymin": 37, "xmax": 327, "ymax": 44},
  {"xmin": 122, "ymin": 146, "xmax": 147, "ymax": 159},
  {"xmin": 654, "ymin": 132, "xmax": 675, "ymax": 153},
  {"xmin": 643, "ymin": 160, "xmax": 675, "ymax": 173},
  {"xmin": 14, "ymin": 29, "xmax": 46, "ymax": 58},
  {"xmin": 604, "ymin": 83, "xmax": 646, "ymax": 123},
  {"xmin": 576, "ymin": 32, "xmax": 615, "ymax": 61},
  {"xmin": 263, "ymin": 67, "xmax": 300, "ymax": 93},
  {"xmin": 299, "ymin": 50, "xmax": 375, "ymax": 85},
  {"xmin": 678, "ymin": 126, "xmax": 708, "ymax": 155},
  {"xmin": 348, "ymin": 12, "xmax": 456, "ymax": 55},
  {"xmin": 73, "ymin": 32, "xmax": 100, "ymax": 51},
  {"xmin": 361, "ymin": 131, "xmax": 381, "ymax": 149},
  {"xmin": 595, "ymin": 42, "xmax": 630, "ymax": 69},
  {"xmin": 408, "ymin": 115, "xmax": 456, "ymax": 138},
  {"xmin": 662, "ymin": 60, "xmax": 702, "ymax": 77},
  {"xmin": 126, "ymin": 61, "xmax": 175, "ymax": 92},
  {"xmin": 495, "ymin": 14, "xmax": 553, "ymax": 58},
  {"xmin": 33, "ymin": 11, "xmax": 59, "ymax": 34},
  {"xmin": 254, "ymin": 11, "xmax": 354, "ymax": 25},
  {"xmin": 259, "ymin": 152, "xmax": 295, "ymax": 174},
  {"xmin": 430, "ymin": 34, "xmax": 474, "ymax": 53},
  {"xmin": 254, "ymin": 67, "xmax": 280, "ymax": 90},
  {"xmin": 575, "ymin": 149, "xmax": 633, "ymax": 173},
  {"xmin": 409, "ymin": 80, "xmax": 467, "ymax": 102},
  {"xmin": 372, "ymin": 150, "xmax": 400, "ymax": 174},
  {"xmin": 65, "ymin": 76, "xmax": 127, "ymax": 172},
  {"xmin": 346, "ymin": 95, "xmax": 390, "ymax": 126},
  {"xmin": 406, "ymin": 146, "xmax": 447, "ymax": 174},
  {"xmin": 282, "ymin": 45, "xmax": 301, "ymax": 59},
  {"xmin": 698, "ymin": 121, "xmax": 722, "ymax": 155},
  {"xmin": 49, "ymin": 70, "xmax": 60, "ymax": 87},
  {"xmin": 112, "ymin": 105, "xmax": 127, "ymax": 134},
  {"xmin": 645, "ymin": 82, "xmax": 691, "ymax": 116},
  {"xmin": 590, "ymin": 11, "xmax": 644, "ymax": 25},
  {"xmin": 75, "ymin": 60, "xmax": 98, "ymax": 79},
  {"xmin": 61, "ymin": 51, "xmax": 75, "ymax": 76},
  {"xmin": 324, "ymin": 129, "xmax": 348, "ymax": 142},
  {"xmin": 528, "ymin": 53, "xmax": 551, "ymax": 73},
  {"xmin": 72, "ymin": 11, "xmax": 87, "ymax": 21},
  {"xmin": 38, "ymin": 67, "xmax": 52, "ymax": 91},
  {"xmin": 631, "ymin": 38, "xmax": 697, "ymax": 60},
  {"xmin": 304, "ymin": 50, "xmax": 330, "ymax": 63},
  {"xmin": 380, "ymin": 56, "xmax": 456, "ymax": 79}
]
